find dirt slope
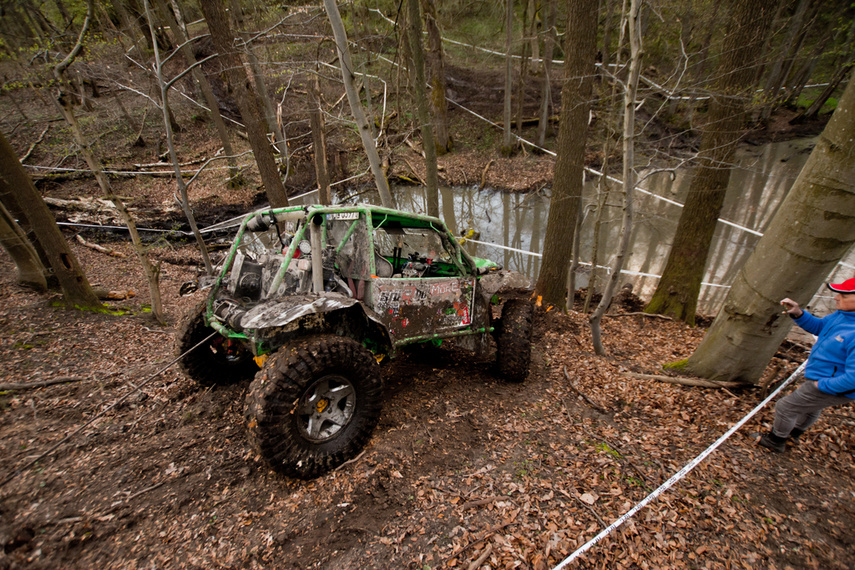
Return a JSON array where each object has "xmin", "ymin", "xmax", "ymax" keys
[{"xmin": 1, "ymin": 241, "xmax": 854, "ymax": 570}]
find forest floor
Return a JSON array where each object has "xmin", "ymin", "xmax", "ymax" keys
[
  {"xmin": 0, "ymin": 27, "xmax": 849, "ymax": 569},
  {"xmin": 2, "ymin": 240, "xmax": 855, "ymax": 570}
]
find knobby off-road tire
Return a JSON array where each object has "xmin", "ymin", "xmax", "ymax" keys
[
  {"xmin": 175, "ymin": 299, "xmax": 258, "ymax": 386},
  {"xmin": 245, "ymin": 334, "xmax": 383, "ymax": 479},
  {"xmin": 495, "ymin": 299, "xmax": 534, "ymax": 383}
]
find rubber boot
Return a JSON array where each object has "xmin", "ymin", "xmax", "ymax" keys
[
  {"xmin": 789, "ymin": 428, "xmax": 805, "ymax": 443},
  {"xmin": 758, "ymin": 432, "xmax": 787, "ymax": 453}
]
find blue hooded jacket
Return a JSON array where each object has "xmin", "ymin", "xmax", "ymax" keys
[{"xmin": 793, "ymin": 309, "xmax": 855, "ymax": 398}]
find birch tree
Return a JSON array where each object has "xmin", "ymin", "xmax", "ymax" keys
[{"xmin": 684, "ymin": 72, "xmax": 855, "ymax": 384}]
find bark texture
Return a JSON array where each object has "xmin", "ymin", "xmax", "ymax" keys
[
  {"xmin": 535, "ymin": 0, "xmax": 598, "ymax": 310},
  {"xmin": 686, "ymin": 73, "xmax": 855, "ymax": 384},
  {"xmin": 200, "ymin": 0, "xmax": 289, "ymax": 207},
  {"xmin": 323, "ymin": 0, "xmax": 394, "ymax": 208},
  {"xmin": 0, "ymin": 200, "xmax": 47, "ymax": 290},
  {"xmin": 0, "ymin": 131, "xmax": 100, "ymax": 308},
  {"xmin": 407, "ymin": 0, "xmax": 439, "ymax": 218},
  {"xmin": 645, "ymin": 0, "xmax": 771, "ymax": 324},
  {"xmin": 422, "ymin": 0, "xmax": 451, "ymax": 155}
]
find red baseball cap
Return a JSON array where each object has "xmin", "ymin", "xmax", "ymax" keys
[{"xmin": 828, "ymin": 277, "xmax": 855, "ymax": 293}]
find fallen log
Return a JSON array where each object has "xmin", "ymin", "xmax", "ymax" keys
[
  {"xmin": 626, "ymin": 372, "xmax": 742, "ymax": 389},
  {"xmin": 604, "ymin": 311, "xmax": 673, "ymax": 320},
  {"xmin": 0, "ymin": 376, "xmax": 84, "ymax": 391},
  {"xmin": 76, "ymin": 234, "xmax": 127, "ymax": 257},
  {"xmin": 92, "ymin": 287, "xmax": 136, "ymax": 300}
]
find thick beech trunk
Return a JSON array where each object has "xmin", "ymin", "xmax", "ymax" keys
[{"xmin": 686, "ymin": 73, "xmax": 855, "ymax": 384}]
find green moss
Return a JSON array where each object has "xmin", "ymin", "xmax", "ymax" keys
[{"xmin": 663, "ymin": 359, "xmax": 689, "ymax": 371}]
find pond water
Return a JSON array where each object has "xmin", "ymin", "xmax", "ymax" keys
[{"xmin": 297, "ymin": 137, "xmax": 854, "ymax": 316}]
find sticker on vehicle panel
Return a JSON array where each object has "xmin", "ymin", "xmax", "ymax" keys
[{"xmin": 328, "ymin": 212, "xmax": 359, "ymax": 220}]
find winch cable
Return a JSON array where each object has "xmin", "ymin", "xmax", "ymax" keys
[
  {"xmin": 0, "ymin": 330, "xmax": 219, "ymax": 490},
  {"xmin": 551, "ymin": 358, "xmax": 808, "ymax": 569}
]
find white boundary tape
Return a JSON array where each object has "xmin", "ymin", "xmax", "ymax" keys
[{"xmin": 552, "ymin": 358, "xmax": 809, "ymax": 569}]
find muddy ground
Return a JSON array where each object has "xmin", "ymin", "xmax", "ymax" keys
[{"xmin": 1, "ymin": 238, "xmax": 854, "ymax": 569}]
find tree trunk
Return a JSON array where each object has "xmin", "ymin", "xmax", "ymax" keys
[
  {"xmin": 584, "ymin": 177, "xmax": 610, "ymax": 313},
  {"xmin": 152, "ymin": 0, "xmax": 241, "ymax": 183},
  {"xmin": 501, "ymin": 0, "xmax": 514, "ymax": 155},
  {"xmin": 422, "ymin": 0, "xmax": 451, "ymax": 155},
  {"xmin": 52, "ymin": 0, "xmax": 164, "ymax": 322},
  {"xmin": 644, "ymin": 0, "xmax": 771, "ymax": 325},
  {"xmin": 247, "ymin": 50, "xmax": 286, "ymax": 161},
  {"xmin": 144, "ymin": 0, "xmax": 213, "ymax": 275},
  {"xmin": 323, "ymin": 0, "xmax": 394, "ymax": 208},
  {"xmin": 798, "ymin": 64, "xmax": 854, "ymax": 122},
  {"xmin": 535, "ymin": 0, "xmax": 598, "ymax": 311},
  {"xmin": 760, "ymin": 0, "xmax": 811, "ymax": 121},
  {"xmin": 515, "ymin": 0, "xmax": 530, "ymax": 141},
  {"xmin": 685, "ymin": 72, "xmax": 855, "ymax": 384},
  {"xmin": 536, "ymin": 0, "xmax": 555, "ymax": 147},
  {"xmin": 793, "ymin": 18, "xmax": 855, "ymax": 123},
  {"xmin": 0, "ymin": 131, "xmax": 100, "ymax": 308},
  {"xmin": 407, "ymin": 0, "xmax": 439, "ymax": 218},
  {"xmin": 0, "ymin": 173, "xmax": 51, "ymax": 283},
  {"xmin": 310, "ymin": 70, "xmax": 331, "ymax": 205},
  {"xmin": 0, "ymin": 200, "xmax": 47, "ymax": 290},
  {"xmin": 200, "ymin": 0, "xmax": 289, "ymax": 208},
  {"xmin": 590, "ymin": 0, "xmax": 641, "ymax": 357}
]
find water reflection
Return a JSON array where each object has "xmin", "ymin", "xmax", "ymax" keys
[{"xmin": 334, "ymin": 137, "xmax": 854, "ymax": 316}]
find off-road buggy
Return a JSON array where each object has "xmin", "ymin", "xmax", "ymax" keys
[{"xmin": 175, "ymin": 204, "xmax": 533, "ymax": 479}]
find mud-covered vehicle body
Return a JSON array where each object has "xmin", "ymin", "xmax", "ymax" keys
[{"xmin": 176, "ymin": 204, "xmax": 532, "ymax": 478}]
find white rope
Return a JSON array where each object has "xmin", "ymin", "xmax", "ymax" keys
[
  {"xmin": 464, "ymin": 238, "xmax": 732, "ymax": 289},
  {"xmin": 551, "ymin": 359, "xmax": 809, "ymax": 569}
]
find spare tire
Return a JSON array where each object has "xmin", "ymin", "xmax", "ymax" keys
[{"xmin": 245, "ymin": 334, "xmax": 383, "ymax": 479}]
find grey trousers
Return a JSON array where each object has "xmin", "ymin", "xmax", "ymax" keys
[{"xmin": 773, "ymin": 380, "xmax": 853, "ymax": 438}]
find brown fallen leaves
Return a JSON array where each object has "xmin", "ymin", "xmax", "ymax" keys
[{"xmin": 1, "ymin": 241, "xmax": 854, "ymax": 570}]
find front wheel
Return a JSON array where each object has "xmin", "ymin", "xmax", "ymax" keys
[
  {"xmin": 245, "ymin": 335, "xmax": 383, "ymax": 479},
  {"xmin": 495, "ymin": 299, "xmax": 534, "ymax": 382},
  {"xmin": 175, "ymin": 299, "xmax": 257, "ymax": 386}
]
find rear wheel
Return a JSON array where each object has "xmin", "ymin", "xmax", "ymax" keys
[
  {"xmin": 175, "ymin": 299, "xmax": 257, "ymax": 386},
  {"xmin": 245, "ymin": 334, "xmax": 383, "ymax": 479},
  {"xmin": 495, "ymin": 299, "xmax": 533, "ymax": 382}
]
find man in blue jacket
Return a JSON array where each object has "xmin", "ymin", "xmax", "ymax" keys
[{"xmin": 759, "ymin": 277, "xmax": 855, "ymax": 452}]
